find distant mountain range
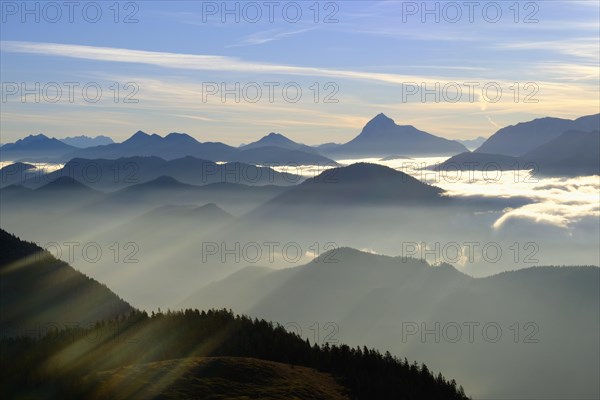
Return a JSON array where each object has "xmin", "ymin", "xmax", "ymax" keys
[
  {"xmin": 97, "ymin": 175, "xmax": 289, "ymax": 215},
  {"xmin": 240, "ymin": 132, "xmax": 319, "ymax": 154},
  {"xmin": 0, "ymin": 131, "xmax": 336, "ymax": 166},
  {"xmin": 431, "ymin": 152, "xmax": 519, "ymax": 172},
  {"xmin": 231, "ymin": 146, "xmax": 335, "ymax": 166},
  {"xmin": 3, "ymin": 113, "xmax": 598, "ymax": 176},
  {"xmin": 65, "ymin": 131, "xmax": 237, "ymax": 162},
  {"xmin": 0, "ymin": 134, "xmax": 77, "ymax": 160},
  {"xmin": 60, "ymin": 135, "xmax": 114, "ymax": 148},
  {"xmin": 1, "ymin": 172, "xmax": 291, "ymax": 218},
  {"xmin": 523, "ymin": 129, "xmax": 599, "ymax": 175},
  {"xmin": 0, "ymin": 113, "xmax": 472, "ymax": 164},
  {"xmin": 9, "ymin": 156, "xmax": 300, "ymax": 190},
  {"xmin": 320, "ymin": 114, "xmax": 468, "ymax": 157},
  {"xmin": 434, "ymin": 129, "xmax": 600, "ymax": 176},
  {"xmin": 456, "ymin": 136, "xmax": 486, "ymax": 150},
  {"xmin": 474, "ymin": 114, "xmax": 599, "ymax": 156}
]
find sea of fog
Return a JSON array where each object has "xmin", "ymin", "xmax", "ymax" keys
[{"xmin": 271, "ymin": 156, "xmax": 600, "ymax": 239}]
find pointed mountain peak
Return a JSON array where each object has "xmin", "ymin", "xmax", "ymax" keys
[
  {"xmin": 366, "ymin": 113, "xmax": 396, "ymax": 127},
  {"xmin": 124, "ymin": 130, "xmax": 162, "ymax": 145},
  {"xmin": 261, "ymin": 132, "xmax": 293, "ymax": 142},
  {"xmin": 356, "ymin": 114, "xmax": 399, "ymax": 139}
]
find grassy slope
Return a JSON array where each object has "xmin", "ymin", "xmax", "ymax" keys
[{"xmin": 89, "ymin": 356, "xmax": 350, "ymax": 400}]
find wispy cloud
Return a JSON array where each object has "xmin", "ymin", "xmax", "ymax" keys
[
  {"xmin": 495, "ymin": 38, "xmax": 600, "ymax": 62},
  {"xmin": 5, "ymin": 40, "xmax": 598, "ymax": 99},
  {"xmin": 170, "ymin": 114, "xmax": 216, "ymax": 122},
  {"xmin": 485, "ymin": 115, "xmax": 501, "ymax": 129},
  {"xmin": 228, "ymin": 27, "xmax": 315, "ymax": 47},
  {"xmin": 0, "ymin": 40, "xmax": 481, "ymax": 86}
]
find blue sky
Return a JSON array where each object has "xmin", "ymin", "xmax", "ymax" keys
[{"xmin": 1, "ymin": 0, "xmax": 598, "ymax": 145}]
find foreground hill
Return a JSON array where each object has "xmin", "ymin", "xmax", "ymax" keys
[
  {"xmin": 90, "ymin": 357, "xmax": 350, "ymax": 400},
  {"xmin": 0, "ymin": 229, "xmax": 133, "ymax": 336},
  {"xmin": 0, "ymin": 309, "xmax": 468, "ymax": 400}
]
